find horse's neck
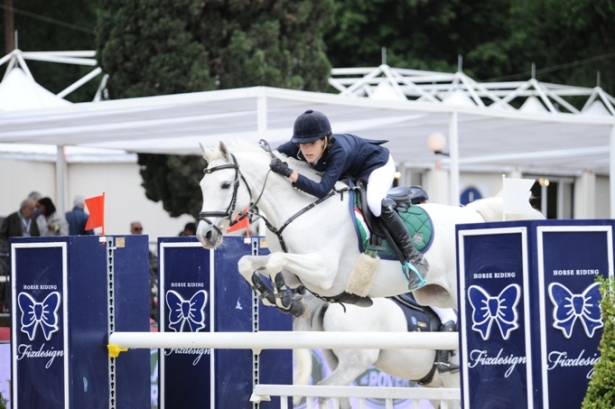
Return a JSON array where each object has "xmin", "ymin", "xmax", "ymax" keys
[{"xmin": 238, "ymin": 153, "xmax": 345, "ymax": 228}]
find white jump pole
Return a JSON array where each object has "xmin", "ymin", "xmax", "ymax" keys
[{"xmin": 109, "ymin": 331, "xmax": 458, "ymax": 354}]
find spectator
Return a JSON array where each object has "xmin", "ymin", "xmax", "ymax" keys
[
  {"xmin": 28, "ymin": 191, "xmax": 42, "ymax": 219},
  {"xmin": 179, "ymin": 222, "xmax": 197, "ymax": 236},
  {"xmin": 130, "ymin": 221, "xmax": 143, "ymax": 235},
  {"xmin": 0, "ymin": 198, "xmax": 41, "ymax": 243},
  {"xmin": 65, "ymin": 195, "xmax": 94, "ymax": 235},
  {"xmin": 36, "ymin": 197, "xmax": 69, "ymax": 237}
]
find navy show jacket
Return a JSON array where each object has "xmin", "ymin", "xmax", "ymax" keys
[{"xmin": 276, "ymin": 133, "xmax": 389, "ymax": 198}]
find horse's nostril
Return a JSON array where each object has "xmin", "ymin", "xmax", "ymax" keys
[{"xmin": 205, "ymin": 231, "xmax": 213, "ymax": 241}]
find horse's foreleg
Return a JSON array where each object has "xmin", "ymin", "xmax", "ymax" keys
[
  {"xmin": 237, "ymin": 255, "xmax": 276, "ymax": 307},
  {"xmin": 265, "ymin": 252, "xmax": 330, "ymax": 313},
  {"xmin": 265, "ymin": 252, "xmax": 332, "ymax": 290},
  {"xmin": 239, "ymin": 255, "xmax": 307, "ymax": 316}
]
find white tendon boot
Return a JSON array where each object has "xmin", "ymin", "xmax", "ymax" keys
[{"xmin": 345, "ymin": 253, "xmax": 379, "ymax": 297}]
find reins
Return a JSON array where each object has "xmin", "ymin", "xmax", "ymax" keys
[{"xmin": 258, "ymin": 186, "xmax": 352, "ymax": 252}]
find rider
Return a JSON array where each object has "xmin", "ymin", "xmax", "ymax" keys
[{"xmin": 269, "ymin": 109, "xmax": 428, "ymax": 291}]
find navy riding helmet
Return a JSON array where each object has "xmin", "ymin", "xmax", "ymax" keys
[
  {"xmin": 291, "ymin": 110, "xmax": 332, "ymax": 144},
  {"xmin": 410, "ymin": 186, "xmax": 429, "ymax": 204}
]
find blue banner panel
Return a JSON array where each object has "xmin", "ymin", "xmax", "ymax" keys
[
  {"xmin": 12, "ymin": 242, "xmax": 67, "ymax": 409},
  {"xmin": 159, "ymin": 236, "xmax": 293, "ymax": 409},
  {"xmin": 458, "ymin": 227, "xmax": 531, "ymax": 409},
  {"xmin": 159, "ymin": 238, "xmax": 212, "ymax": 409},
  {"xmin": 66, "ymin": 237, "xmax": 108, "ymax": 409},
  {"xmin": 111, "ymin": 235, "xmax": 152, "ymax": 409},
  {"xmin": 537, "ymin": 227, "xmax": 611, "ymax": 409},
  {"xmin": 214, "ymin": 237, "xmax": 255, "ymax": 409},
  {"xmin": 11, "ymin": 236, "xmax": 152, "ymax": 409}
]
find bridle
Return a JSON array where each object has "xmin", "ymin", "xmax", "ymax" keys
[
  {"xmin": 198, "ymin": 154, "xmax": 253, "ymax": 237},
  {"xmin": 198, "ymin": 149, "xmax": 351, "ymax": 252}
]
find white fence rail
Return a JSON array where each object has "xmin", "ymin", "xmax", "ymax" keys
[
  {"xmin": 109, "ymin": 331, "xmax": 461, "ymax": 407},
  {"xmin": 108, "ymin": 331, "xmax": 459, "ymax": 353},
  {"xmin": 251, "ymin": 384, "xmax": 461, "ymax": 409}
]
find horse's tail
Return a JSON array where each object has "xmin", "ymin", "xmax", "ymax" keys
[{"xmin": 465, "ymin": 197, "xmax": 545, "ymax": 222}]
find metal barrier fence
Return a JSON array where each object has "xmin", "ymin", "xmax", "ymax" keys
[{"xmin": 251, "ymin": 384, "xmax": 461, "ymax": 409}]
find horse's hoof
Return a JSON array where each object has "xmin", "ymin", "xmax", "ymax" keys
[{"xmin": 287, "ymin": 300, "xmax": 308, "ymax": 318}]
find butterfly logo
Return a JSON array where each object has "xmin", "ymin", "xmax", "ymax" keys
[
  {"xmin": 18, "ymin": 292, "xmax": 61, "ymax": 341},
  {"xmin": 468, "ymin": 284, "xmax": 521, "ymax": 340},
  {"xmin": 165, "ymin": 290, "xmax": 208, "ymax": 332},
  {"xmin": 549, "ymin": 282, "xmax": 603, "ymax": 339}
]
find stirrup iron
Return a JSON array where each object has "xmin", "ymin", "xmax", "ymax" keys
[{"xmin": 403, "ymin": 262, "xmax": 426, "ymax": 291}]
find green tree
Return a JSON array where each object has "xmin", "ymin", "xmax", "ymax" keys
[
  {"xmin": 324, "ymin": 0, "xmax": 517, "ymax": 78},
  {"xmin": 324, "ymin": 0, "xmax": 615, "ymax": 100},
  {"xmin": 582, "ymin": 276, "xmax": 615, "ymax": 408},
  {"xmin": 96, "ymin": 0, "xmax": 334, "ymax": 218}
]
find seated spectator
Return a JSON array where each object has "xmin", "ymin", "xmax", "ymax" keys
[
  {"xmin": 36, "ymin": 197, "xmax": 69, "ymax": 236},
  {"xmin": 0, "ymin": 198, "xmax": 40, "ymax": 245},
  {"xmin": 65, "ymin": 195, "xmax": 94, "ymax": 235},
  {"xmin": 28, "ymin": 191, "xmax": 42, "ymax": 219},
  {"xmin": 179, "ymin": 222, "xmax": 197, "ymax": 236}
]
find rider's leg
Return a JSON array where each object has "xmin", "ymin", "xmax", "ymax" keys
[
  {"xmin": 380, "ymin": 198, "xmax": 429, "ymax": 290},
  {"xmin": 430, "ymin": 306, "xmax": 459, "ymax": 373},
  {"xmin": 367, "ymin": 156, "xmax": 428, "ymax": 291}
]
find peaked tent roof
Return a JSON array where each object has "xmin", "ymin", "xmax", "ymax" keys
[
  {"xmin": 0, "ymin": 50, "xmax": 134, "ymax": 163},
  {"xmin": 0, "ymin": 67, "xmax": 71, "ymax": 111}
]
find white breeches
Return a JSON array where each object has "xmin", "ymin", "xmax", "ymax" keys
[
  {"xmin": 430, "ymin": 306, "xmax": 457, "ymax": 324},
  {"xmin": 366, "ymin": 155, "xmax": 396, "ymax": 217}
]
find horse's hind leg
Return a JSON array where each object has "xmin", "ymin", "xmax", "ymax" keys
[{"xmin": 317, "ymin": 349, "xmax": 379, "ymax": 409}]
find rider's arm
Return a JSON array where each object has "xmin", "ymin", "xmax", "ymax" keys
[{"xmin": 291, "ymin": 151, "xmax": 346, "ymax": 198}]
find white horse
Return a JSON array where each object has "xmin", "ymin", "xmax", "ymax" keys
[
  {"xmin": 197, "ymin": 140, "xmax": 542, "ymax": 315},
  {"xmin": 293, "ymin": 292, "xmax": 460, "ymax": 409}
]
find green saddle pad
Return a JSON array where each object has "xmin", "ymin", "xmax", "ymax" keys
[{"xmin": 355, "ymin": 205, "xmax": 434, "ymax": 258}]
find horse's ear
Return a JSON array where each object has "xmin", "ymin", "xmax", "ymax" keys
[
  {"xmin": 218, "ymin": 141, "xmax": 230, "ymax": 160},
  {"xmin": 200, "ymin": 143, "xmax": 214, "ymax": 162}
]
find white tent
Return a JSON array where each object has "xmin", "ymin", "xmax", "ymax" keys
[{"xmin": 1, "ymin": 53, "xmax": 614, "ymax": 216}]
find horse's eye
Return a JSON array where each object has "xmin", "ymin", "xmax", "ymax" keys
[{"xmin": 221, "ymin": 182, "xmax": 231, "ymax": 189}]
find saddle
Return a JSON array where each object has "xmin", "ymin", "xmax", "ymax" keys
[
  {"xmin": 355, "ymin": 182, "xmax": 407, "ymax": 239},
  {"xmin": 353, "ymin": 182, "xmax": 433, "ymax": 257}
]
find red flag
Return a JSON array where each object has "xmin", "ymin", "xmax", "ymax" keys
[
  {"xmin": 226, "ymin": 208, "xmax": 250, "ymax": 237},
  {"xmin": 85, "ymin": 193, "xmax": 105, "ymax": 235}
]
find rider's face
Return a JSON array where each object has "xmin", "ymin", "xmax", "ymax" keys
[{"xmin": 298, "ymin": 138, "xmax": 326, "ymax": 163}]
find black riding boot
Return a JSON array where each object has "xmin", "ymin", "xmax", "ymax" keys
[
  {"xmin": 436, "ymin": 320, "xmax": 460, "ymax": 373},
  {"xmin": 380, "ymin": 198, "xmax": 429, "ymax": 291}
]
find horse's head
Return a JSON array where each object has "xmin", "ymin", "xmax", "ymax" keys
[{"xmin": 196, "ymin": 141, "xmax": 252, "ymax": 249}]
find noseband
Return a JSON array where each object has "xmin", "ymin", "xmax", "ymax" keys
[{"xmin": 198, "ymin": 154, "xmax": 253, "ymax": 236}]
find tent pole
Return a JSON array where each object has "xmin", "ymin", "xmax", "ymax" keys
[
  {"xmin": 611, "ymin": 124, "xmax": 615, "ymax": 218},
  {"xmin": 449, "ymin": 111, "xmax": 460, "ymax": 207},
  {"xmin": 56, "ymin": 145, "xmax": 67, "ymax": 214},
  {"xmin": 257, "ymin": 91, "xmax": 267, "ymax": 138}
]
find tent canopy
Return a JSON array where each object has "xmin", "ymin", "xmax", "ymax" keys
[{"xmin": 0, "ymin": 86, "xmax": 612, "ymax": 176}]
